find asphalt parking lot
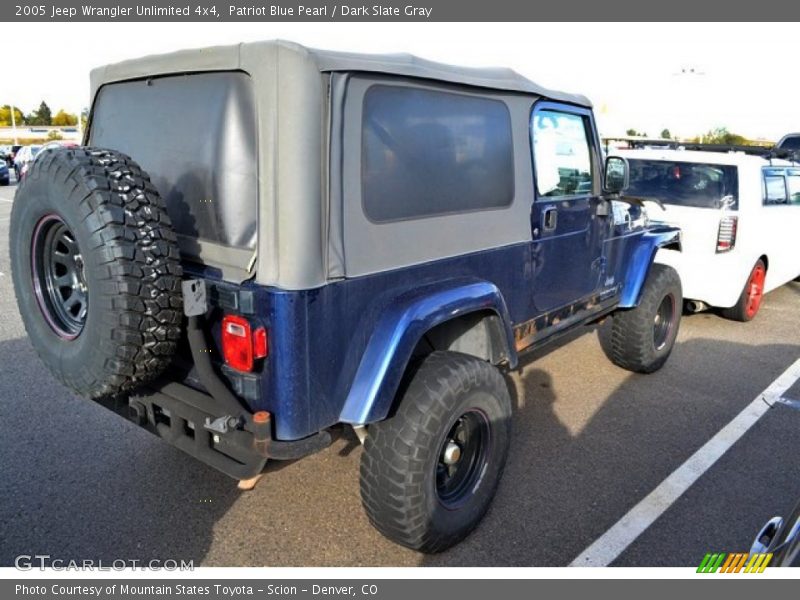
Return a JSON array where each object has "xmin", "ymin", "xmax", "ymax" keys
[{"xmin": 0, "ymin": 175, "xmax": 799, "ymax": 567}]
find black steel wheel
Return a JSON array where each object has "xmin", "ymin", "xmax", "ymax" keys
[
  {"xmin": 360, "ymin": 351, "xmax": 512, "ymax": 553},
  {"xmin": 31, "ymin": 215, "xmax": 88, "ymax": 339},
  {"xmin": 652, "ymin": 293, "xmax": 676, "ymax": 352},
  {"xmin": 435, "ymin": 410, "xmax": 491, "ymax": 509}
]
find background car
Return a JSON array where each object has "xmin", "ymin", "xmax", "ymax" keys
[
  {"xmin": 776, "ymin": 133, "xmax": 800, "ymax": 153},
  {"xmin": 0, "ymin": 160, "xmax": 9, "ymax": 185},
  {"xmin": 13, "ymin": 144, "xmax": 42, "ymax": 181},
  {"xmin": 7, "ymin": 144, "xmax": 22, "ymax": 168},
  {"xmin": 751, "ymin": 498, "xmax": 800, "ymax": 567},
  {"xmin": 620, "ymin": 146, "xmax": 800, "ymax": 321}
]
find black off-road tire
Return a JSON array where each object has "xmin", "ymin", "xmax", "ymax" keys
[
  {"xmin": 599, "ymin": 264, "xmax": 682, "ymax": 374},
  {"xmin": 359, "ymin": 351, "xmax": 512, "ymax": 553},
  {"xmin": 10, "ymin": 147, "xmax": 182, "ymax": 399}
]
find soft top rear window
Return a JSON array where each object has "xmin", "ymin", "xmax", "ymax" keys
[
  {"xmin": 627, "ymin": 158, "xmax": 739, "ymax": 209},
  {"xmin": 89, "ymin": 71, "xmax": 258, "ymax": 253}
]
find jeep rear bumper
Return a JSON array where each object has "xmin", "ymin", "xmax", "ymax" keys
[
  {"xmin": 95, "ymin": 381, "xmax": 332, "ymax": 481},
  {"xmin": 97, "ymin": 381, "xmax": 270, "ymax": 480}
]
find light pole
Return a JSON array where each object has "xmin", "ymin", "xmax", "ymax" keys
[{"xmin": 10, "ymin": 102, "xmax": 18, "ymax": 144}]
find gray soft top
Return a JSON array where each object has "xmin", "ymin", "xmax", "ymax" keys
[
  {"xmin": 88, "ymin": 40, "xmax": 590, "ymax": 290},
  {"xmin": 90, "ymin": 39, "xmax": 591, "ymax": 107}
]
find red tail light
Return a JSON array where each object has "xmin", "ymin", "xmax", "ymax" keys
[
  {"xmin": 221, "ymin": 315, "xmax": 268, "ymax": 372},
  {"xmin": 716, "ymin": 216, "xmax": 738, "ymax": 253}
]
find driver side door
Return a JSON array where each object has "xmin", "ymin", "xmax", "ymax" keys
[{"xmin": 530, "ymin": 102, "xmax": 607, "ymax": 313}]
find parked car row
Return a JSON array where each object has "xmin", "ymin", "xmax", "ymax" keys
[
  {"xmin": 0, "ymin": 144, "xmax": 22, "ymax": 169},
  {"xmin": 1, "ymin": 141, "xmax": 80, "ymax": 183}
]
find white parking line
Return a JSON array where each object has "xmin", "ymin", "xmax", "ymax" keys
[
  {"xmin": 570, "ymin": 356, "xmax": 800, "ymax": 567},
  {"xmin": 0, "ymin": 197, "xmax": 13, "ymax": 203}
]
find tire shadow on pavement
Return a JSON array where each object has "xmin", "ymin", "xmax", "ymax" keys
[{"xmin": 421, "ymin": 335, "xmax": 800, "ymax": 566}]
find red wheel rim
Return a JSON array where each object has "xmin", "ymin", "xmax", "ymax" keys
[{"xmin": 745, "ymin": 264, "xmax": 766, "ymax": 319}]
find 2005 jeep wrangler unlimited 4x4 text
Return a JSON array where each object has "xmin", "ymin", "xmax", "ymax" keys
[{"xmin": 10, "ymin": 41, "xmax": 682, "ymax": 552}]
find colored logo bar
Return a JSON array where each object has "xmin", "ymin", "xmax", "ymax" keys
[{"xmin": 697, "ymin": 552, "xmax": 773, "ymax": 573}]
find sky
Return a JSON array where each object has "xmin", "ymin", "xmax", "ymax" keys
[{"xmin": 2, "ymin": 22, "xmax": 797, "ymax": 141}]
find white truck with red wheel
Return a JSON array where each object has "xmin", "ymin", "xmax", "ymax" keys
[{"xmin": 619, "ymin": 146, "xmax": 800, "ymax": 321}]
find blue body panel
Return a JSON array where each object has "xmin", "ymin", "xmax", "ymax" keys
[
  {"xmin": 243, "ymin": 244, "xmax": 532, "ymax": 440},
  {"xmin": 206, "ymin": 219, "xmax": 678, "ymax": 441}
]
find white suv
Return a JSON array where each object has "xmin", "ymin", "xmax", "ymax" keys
[{"xmin": 619, "ymin": 147, "xmax": 800, "ymax": 321}]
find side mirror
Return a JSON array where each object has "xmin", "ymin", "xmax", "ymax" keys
[{"xmin": 604, "ymin": 155, "xmax": 630, "ymax": 194}]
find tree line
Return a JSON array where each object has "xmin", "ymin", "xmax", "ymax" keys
[
  {"xmin": 0, "ymin": 101, "xmax": 79, "ymax": 127},
  {"xmin": 624, "ymin": 127, "xmax": 770, "ymax": 146}
]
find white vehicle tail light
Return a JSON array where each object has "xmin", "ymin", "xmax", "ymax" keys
[{"xmin": 716, "ymin": 216, "xmax": 738, "ymax": 253}]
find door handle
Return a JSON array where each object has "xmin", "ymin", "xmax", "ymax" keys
[{"xmin": 543, "ymin": 207, "xmax": 558, "ymax": 231}]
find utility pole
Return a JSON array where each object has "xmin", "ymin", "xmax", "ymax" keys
[{"xmin": 10, "ymin": 102, "xmax": 18, "ymax": 144}]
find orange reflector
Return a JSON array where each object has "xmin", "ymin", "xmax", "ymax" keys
[{"xmin": 253, "ymin": 411, "xmax": 271, "ymax": 424}]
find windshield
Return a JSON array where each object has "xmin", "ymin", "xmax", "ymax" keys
[
  {"xmin": 779, "ymin": 136, "xmax": 800, "ymax": 151},
  {"xmin": 627, "ymin": 159, "xmax": 739, "ymax": 209}
]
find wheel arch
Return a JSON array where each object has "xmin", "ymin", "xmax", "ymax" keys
[
  {"xmin": 338, "ymin": 279, "xmax": 516, "ymax": 425},
  {"xmin": 618, "ymin": 226, "xmax": 682, "ymax": 308}
]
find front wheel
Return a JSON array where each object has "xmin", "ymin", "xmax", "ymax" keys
[
  {"xmin": 599, "ymin": 264, "xmax": 682, "ymax": 374},
  {"xmin": 359, "ymin": 351, "xmax": 512, "ymax": 553},
  {"xmin": 721, "ymin": 259, "xmax": 767, "ymax": 322}
]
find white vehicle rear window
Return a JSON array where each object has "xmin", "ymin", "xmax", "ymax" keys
[{"xmin": 627, "ymin": 159, "xmax": 738, "ymax": 209}]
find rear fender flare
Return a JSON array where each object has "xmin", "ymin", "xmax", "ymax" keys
[{"xmin": 338, "ymin": 279, "xmax": 516, "ymax": 425}]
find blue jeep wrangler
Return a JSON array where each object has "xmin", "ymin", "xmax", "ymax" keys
[{"xmin": 10, "ymin": 41, "xmax": 682, "ymax": 553}]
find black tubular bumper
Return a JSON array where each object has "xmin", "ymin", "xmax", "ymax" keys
[
  {"xmin": 96, "ymin": 379, "xmax": 332, "ymax": 480},
  {"xmin": 98, "ymin": 380, "xmax": 270, "ymax": 480},
  {"xmin": 93, "ymin": 310, "xmax": 332, "ymax": 480}
]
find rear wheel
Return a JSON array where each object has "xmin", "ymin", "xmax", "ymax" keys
[
  {"xmin": 599, "ymin": 264, "xmax": 682, "ymax": 374},
  {"xmin": 721, "ymin": 260, "xmax": 767, "ymax": 322},
  {"xmin": 359, "ymin": 351, "xmax": 512, "ymax": 553},
  {"xmin": 10, "ymin": 147, "xmax": 183, "ymax": 398}
]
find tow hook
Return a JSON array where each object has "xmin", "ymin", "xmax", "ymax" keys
[{"xmin": 203, "ymin": 415, "xmax": 242, "ymax": 435}]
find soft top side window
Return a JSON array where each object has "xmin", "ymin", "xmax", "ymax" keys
[
  {"xmin": 531, "ymin": 109, "xmax": 594, "ymax": 199},
  {"xmin": 361, "ymin": 84, "xmax": 515, "ymax": 223}
]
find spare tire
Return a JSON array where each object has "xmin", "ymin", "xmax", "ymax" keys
[{"xmin": 10, "ymin": 147, "xmax": 183, "ymax": 399}]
